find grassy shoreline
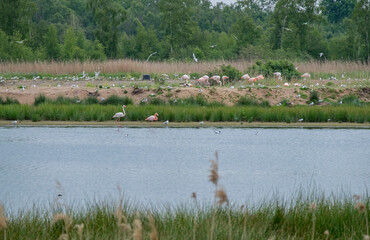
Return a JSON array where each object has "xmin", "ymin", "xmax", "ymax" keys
[
  {"xmin": 1, "ymin": 120, "xmax": 370, "ymax": 129},
  {"xmin": 1, "ymin": 193, "xmax": 369, "ymax": 240}
]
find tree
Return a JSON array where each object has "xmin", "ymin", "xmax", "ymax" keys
[
  {"xmin": 321, "ymin": 0, "xmax": 356, "ymax": 23},
  {"xmin": 159, "ymin": 0, "xmax": 197, "ymax": 54},
  {"xmin": 350, "ymin": 0, "xmax": 370, "ymax": 62},
  {"xmin": 86, "ymin": 0, "xmax": 126, "ymax": 58},
  {"xmin": 44, "ymin": 24, "xmax": 61, "ymax": 60},
  {"xmin": 0, "ymin": 0, "xmax": 36, "ymax": 37}
]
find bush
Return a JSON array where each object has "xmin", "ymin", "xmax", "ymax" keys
[
  {"xmin": 309, "ymin": 90, "xmax": 320, "ymax": 103},
  {"xmin": 248, "ymin": 60, "xmax": 301, "ymax": 80},
  {"xmin": 208, "ymin": 64, "xmax": 241, "ymax": 82},
  {"xmin": 237, "ymin": 96, "xmax": 270, "ymax": 107},
  {"xmin": 100, "ymin": 95, "xmax": 133, "ymax": 105},
  {"xmin": 0, "ymin": 97, "xmax": 20, "ymax": 105},
  {"xmin": 341, "ymin": 94, "xmax": 363, "ymax": 106}
]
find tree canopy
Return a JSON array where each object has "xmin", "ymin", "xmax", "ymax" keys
[{"xmin": 0, "ymin": 0, "xmax": 368, "ymax": 62}]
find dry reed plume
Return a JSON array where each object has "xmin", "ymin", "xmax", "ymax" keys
[
  {"xmin": 324, "ymin": 230, "xmax": 330, "ymax": 240},
  {"xmin": 74, "ymin": 224, "xmax": 84, "ymax": 240},
  {"xmin": 0, "ymin": 204, "xmax": 7, "ymax": 240},
  {"xmin": 116, "ymin": 187, "xmax": 131, "ymax": 240},
  {"xmin": 209, "ymin": 152, "xmax": 219, "ymax": 240},
  {"xmin": 310, "ymin": 202, "xmax": 316, "ymax": 240},
  {"xmin": 133, "ymin": 213, "xmax": 143, "ymax": 240},
  {"xmin": 191, "ymin": 192, "xmax": 198, "ymax": 240},
  {"xmin": 148, "ymin": 214, "xmax": 158, "ymax": 240},
  {"xmin": 354, "ymin": 195, "xmax": 369, "ymax": 237},
  {"xmin": 52, "ymin": 213, "xmax": 72, "ymax": 240},
  {"xmin": 0, "ymin": 59, "xmax": 367, "ymax": 75}
]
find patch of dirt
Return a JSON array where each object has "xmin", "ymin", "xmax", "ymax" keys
[{"xmin": 0, "ymin": 79, "xmax": 368, "ymax": 106}]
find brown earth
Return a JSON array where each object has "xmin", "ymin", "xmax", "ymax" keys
[{"xmin": 0, "ymin": 79, "xmax": 369, "ymax": 106}]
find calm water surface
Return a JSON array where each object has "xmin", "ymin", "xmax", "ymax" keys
[{"xmin": 0, "ymin": 126, "xmax": 369, "ymax": 211}]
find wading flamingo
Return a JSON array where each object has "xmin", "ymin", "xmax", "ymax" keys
[
  {"xmin": 145, "ymin": 113, "xmax": 159, "ymax": 122},
  {"xmin": 113, "ymin": 105, "xmax": 126, "ymax": 127}
]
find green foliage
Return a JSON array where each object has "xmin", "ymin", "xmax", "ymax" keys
[
  {"xmin": 209, "ymin": 64, "xmax": 241, "ymax": 82},
  {"xmin": 341, "ymin": 94, "xmax": 364, "ymax": 106},
  {"xmin": 309, "ymin": 90, "xmax": 320, "ymax": 103},
  {"xmin": 100, "ymin": 95, "xmax": 133, "ymax": 105},
  {"xmin": 248, "ymin": 60, "xmax": 301, "ymax": 80},
  {"xmin": 0, "ymin": 97, "xmax": 20, "ymax": 105},
  {"xmin": 237, "ymin": 96, "xmax": 270, "ymax": 107}
]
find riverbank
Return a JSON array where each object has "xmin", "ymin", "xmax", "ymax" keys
[{"xmin": 1, "ymin": 120, "xmax": 370, "ymax": 128}]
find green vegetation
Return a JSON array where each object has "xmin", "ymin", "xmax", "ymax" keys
[
  {"xmin": 249, "ymin": 60, "xmax": 301, "ymax": 80},
  {"xmin": 0, "ymin": 104, "xmax": 369, "ymax": 123},
  {"xmin": 0, "ymin": 0, "xmax": 368, "ymax": 62},
  {"xmin": 1, "ymin": 190, "xmax": 369, "ymax": 239}
]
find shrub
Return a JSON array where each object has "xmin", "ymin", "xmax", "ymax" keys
[
  {"xmin": 0, "ymin": 97, "xmax": 20, "ymax": 105},
  {"xmin": 237, "ymin": 96, "xmax": 270, "ymax": 107},
  {"xmin": 100, "ymin": 95, "xmax": 133, "ymax": 105},
  {"xmin": 248, "ymin": 60, "xmax": 301, "ymax": 80},
  {"xmin": 341, "ymin": 94, "xmax": 363, "ymax": 106},
  {"xmin": 208, "ymin": 64, "xmax": 241, "ymax": 82},
  {"xmin": 309, "ymin": 90, "xmax": 320, "ymax": 103}
]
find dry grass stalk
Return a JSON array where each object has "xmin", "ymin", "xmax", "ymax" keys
[
  {"xmin": 216, "ymin": 187, "xmax": 229, "ymax": 205},
  {"xmin": 241, "ymin": 206, "xmax": 247, "ymax": 240},
  {"xmin": 74, "ymin": 224, "xmax": 84, "ymax": 240},
  {"xmin": 0, "ymin": 204, "xmax": 6, "ymax": 230},
  {"xmin": 0, "ymin": 60, "xmax": 368, "ymax": 75},
  {"xmin": 52, "ymin": 213, "xmax": 72, "ymax": 234},
  {"xmin": 324, "ymin": 230, "xmax": 329, "ymax": 240},
  {"xmin": 364, "ymin": 235, "xmax": 370, "ymax": 240},
  {"xmin": 148, "ymin": 214, "xmax": 158, "ymax": 240},
  {"xmin": 356, "ymin": 202, "xmax": 366, "ymax": 213},
  {"xmin": 116, "ymin": 198, "xmax": 131, "ymax": 240},
  {"xmin": 309, "ymin": 202, "xmax": 316, "ymax": 240},
  {"xmin": 209, "ymin": 160, "xmax": 219, "ymax": 186},
  {"xmin": 58, "ymin": 233, "xmax": 68, "ymax": 240},
  {"xmin": 0, "ymin": 204, "xmax": 7, "ymax": 240},
  {"xmin": 191, "ymin": 192, "xmax": 198, "ymax": 240},
  {"xmin": 133, "ymin": 213, "xmax": 143, "ymax": 240}
]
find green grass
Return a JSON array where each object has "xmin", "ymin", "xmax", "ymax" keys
[
  {"xmin": 1, "ymin": 192, "xmax": 369, "ymax": 239},
  {"xmin": 0, "ymin": 104, "xmax": 369, "ymax": 123}
]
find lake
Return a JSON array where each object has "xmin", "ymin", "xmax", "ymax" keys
[{"xmin": 0, "ymin": 126, "xmax": 369, "ymax": 212}]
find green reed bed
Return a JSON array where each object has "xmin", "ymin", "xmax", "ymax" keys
[
  {"xmin": 0, "ymin": 104, "xmax": 370, "ymax": 123},
  {"xmin": 1, "ymin": 193, "xmax": 369, "ymax": 240}
]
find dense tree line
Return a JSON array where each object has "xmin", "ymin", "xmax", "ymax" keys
[{"xmin": 0, "ymin": 0, "xmax": 368, "ymax": 62}]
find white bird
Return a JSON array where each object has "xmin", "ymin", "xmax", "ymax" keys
[
  {"xmin": 146, "ymin": 51, "xmax": 157, "ymax": 62},
  {"xmin": 12, "ymin": 120, "xmax": 17, "ymax": 125},
  {"xmin": 210, "ymin": 45, "xmax": 217, "ymax": 48},
  {"xmin": 284, "ymin": 27, "xmax": 292, "ymax": 31},
  {"xmin": 16, "ymin": 40, "xmax": 24, "ymax": 43},
  {"xmin": 319, "ymin": 52, "xmax": 324, "ymax": 57},
  {"xmin": 113, "ymin": 105, "xmax": 126, "ymax": 128},
  {"xmin": 192, "ymin": 53, "xmax": 198, "ymax": 63},
  {"xmin": 214, "ymin": 130, "xmax": 221, "ymax": 134},
  {"xmin": 199, "ymin": 121, "xmax": 204, "ymax": 125},
  {"xmin": 298, "ymin": 118, "xmax": 304, "ymax": 122},
  {"xmin": 339, "ymin": 100, "xmax": 342, "ymax": 104},
  {"xmin": 163, "ymin": 120, "xmax": 169, "ymax": 125},
  {"xmin": 309, "ymin": 102, "xmax": 314, "ymax": 106}
]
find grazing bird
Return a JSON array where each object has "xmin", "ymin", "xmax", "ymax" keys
[
  {"xmin": 210, "ymin": 75, "xmax": 227, "ymax": 86},
  {"xmin": 145, "ymin": 113, "xmax": 159, "ymax": 122},
  {"xmin": 241, "ymin": 74, "xmax": 250, "ymax": 81},
  {"xmin": 113, "ymin": 105, "xmax": 126, "ymax": 127},
  {"xmin": 274, "ymin": 72, "xmax": 282, "ymax": 80},
  {"xmin": 301, "ymin": 73, "xmax": 311, "ymax": 78},
  {"xmin": 181, "ymin": 74, "xmax": 190, "ymax": 83}
]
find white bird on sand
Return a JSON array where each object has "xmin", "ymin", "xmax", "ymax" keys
[
  {"xmin": 199, "ymin": 121, "xmax": 204, "ymax": 125},
  {"xmin": 163, "ymin": 120, "xmax": 169, "ymax": 125},
  {"xmin": 113, "ymin": 105, "xmax": 126, "ymax": 128},
  {"xmin": 12, "ymin": 120, "xmax": 17, "ymax": 125},
  {"xmin": 192, "ymin": 53, "xmax": 198, "ymax": 63}
]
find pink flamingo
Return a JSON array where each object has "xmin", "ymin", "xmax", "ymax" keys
[
  {"xmin": 241, "ymin": 74, "xmax": 250, "ymax": 81},
  {"xmin": 181, "ymin": 74, "xmax": 190, "ymax": 83},
  {"xmin": 145, "ymin": 113, "xmax": 159, "ymax": 122},
  {"xmin": 113, "ymin": 105, "xmax": 126, "ymax": 127}
]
